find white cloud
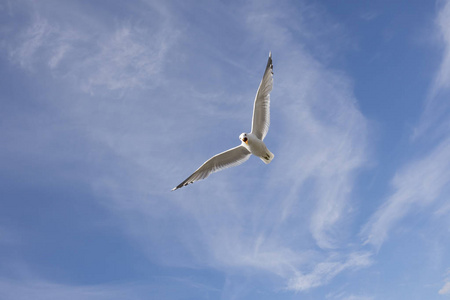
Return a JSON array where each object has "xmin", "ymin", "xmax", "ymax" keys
[
  {"xmin": 287, "ymin": 252, "xmax": 372, "ymax": 291},
  {"xmin": 79, "ymin": 24, "xmax": 178, "ymax": 93},
  {"xmin": 8, "ymin": 15, "xmax": 51, "ymax": 70},
  {"xmin": 0, "ymin": 279, "xmax": 131, "ymax": 300},
  {"xmin": 414, "ymin": 0, "xmax": 450, "ymax": 139},
  {"xmin": 275, "ymin": 58, "xmax": 367, "ymax": 249},
  {"xmin": 5, "ymin": 2, "xmax": 179, "ymax": 93},
  {"xmin": 434, "ymin": 0, "xmax": 450, "ymax": 92},
  {"xmin": 362, "ymin": 137, "xmax": 450, "ymax": 248},
  {"xmin": 439, "ymin": 280, "xmax": 450, "ymax": 295},
  {"xmin": 327, "ymin": 290, "xmax": 374, "ymax": 300},
  {"xmin": 362, "ymin": 0, "xmax": 450, "ymax": 249},
  {"xmin": 0, "ymin": 276, "xmax": 220, "ymax": 300},
  {"xmin": 48, "ymin": 43, "xmax": 69, "ymax": 69},
  {"xmin": 343, "ymin": 296, "xmax": 374, "ymax": 300}
]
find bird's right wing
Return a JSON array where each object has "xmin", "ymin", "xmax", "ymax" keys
[
  {"xmin": 172, "ymin": 145, "xmax": 251, "ymax": 190},
  {"xmin": 251, "ymin": 52, "xmax": 273, "ymax": 140}
]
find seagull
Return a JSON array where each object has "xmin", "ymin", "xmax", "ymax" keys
[{"xmin": 172, "ymin": 52, "xmax": 274, "ymax": 191}]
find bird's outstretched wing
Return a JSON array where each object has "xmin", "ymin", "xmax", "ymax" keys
[
  {"xmin": 172, "ymin": 145, "xmax": 251, "ymax": 190},
  {"xmin": 251, "ymin": 52, "xmax": 273, "ymax": 140}
]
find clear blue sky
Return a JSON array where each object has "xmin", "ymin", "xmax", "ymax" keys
[{"xmin": 1, "ymin": 0, "xmax": 450, "ymax": 299}]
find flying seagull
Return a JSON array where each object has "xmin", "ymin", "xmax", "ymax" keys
[{"xmin": 172, "ymin": 52, "xmax": 274, "ymax": 191}]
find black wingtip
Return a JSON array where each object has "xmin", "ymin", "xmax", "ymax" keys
[
  {"xmin": 172, "ymin": 180, "xmax": 191, "ymax": 191},
  {"xmin": 266, "ymin": 52, "xmax": 273, "ymax": 72}
]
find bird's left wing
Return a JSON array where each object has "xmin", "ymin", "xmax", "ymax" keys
[
  {"xmin": 251, "ymin": 52, "xmax": 273, "ymax": 140},
  {"xmin": 172, "ymin": 145, "xmax": 251, "ymax": 190}
]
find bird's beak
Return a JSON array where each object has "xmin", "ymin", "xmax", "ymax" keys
[{"xmin": 243, "ymin": 137, "xmax": 248, "ymax": 144}]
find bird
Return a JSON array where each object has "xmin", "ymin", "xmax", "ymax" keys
[{"xmin": 172, "ymin": 52, "xmax": 274, "ymax": 191}]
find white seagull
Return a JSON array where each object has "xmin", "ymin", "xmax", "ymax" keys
[{"xmin": 172, "ymin": 52, "xmax": 274, "ymax": 191}]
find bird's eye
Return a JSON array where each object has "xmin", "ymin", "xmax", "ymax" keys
[{"xmin": 243, "ymin": 137, "xmax": 248, "ymax": 142}]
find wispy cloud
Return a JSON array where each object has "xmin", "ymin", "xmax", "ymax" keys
[
  {"xmin": 0, "ymin": 279, "xmax": 131, "ymax": 300},
  {"xmin": 439, "ymin": 280, "xmax": 450, "ymax": 295},
  {"xmin": 287, "ymin": 252, "xmax": 372, "ymax": 291},
  {"xmin": 414, "ymin": 0, "xmax": 450, "ymax": 139},
  {"xmin": 0, "ymin": 276, "xmax": 220, "ymax": 300},
  {"xmin": 78, "ymin": 24, "xmax": 178, "ymax": 93},
  {"xmin": 327, "ymin": 290, "xmax": 374, "ymax": 300},
  {"xmin": 273, "ymin": 56, "xmax": 368, "ymax": 250},
  {"xmin": 344, "ymin": 296, "xmax": 374, "ymax": 300},
  {"xmin": 362, "ymin": 0, "xmax": 450, "ymax": 249},
  {"xmin": 8, "ymin": 15, "xmax": 51, "ymax": 70},
  {"xmin": 362, "ymin": 137, "xmax": 450, "ymax": 248},
  {"xmin": 5, "ymin": 2, "xmax": 179, "ymax": 93},
  {"xmin": 433, "ymin": 0, "xmax": 450, "ymax": 92},
  {"xmin": 439, "ymin": 269, "xmax": 450, "ymax": 295}
]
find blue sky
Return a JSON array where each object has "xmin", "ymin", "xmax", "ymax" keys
[{"xmin": 1, "ymin": 0, "xmax": 450, "ymax": 299}]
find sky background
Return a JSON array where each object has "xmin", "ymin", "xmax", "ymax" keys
[{"xmin": 1, "ymin": 0, "xmax": 450, "ymax": 299}]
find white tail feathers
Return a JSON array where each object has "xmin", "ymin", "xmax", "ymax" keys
[{"xmin": 260, "ymin": 150, "xmax": 274, "ymax": 164}]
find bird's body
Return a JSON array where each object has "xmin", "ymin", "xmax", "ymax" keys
[
  {"xmin": 239, "ymin": 132, "xmax": 274, "ymax": 164},
  {"xmin": 172, "ymin": 53, "xmax": 274, "ymax": 191}
]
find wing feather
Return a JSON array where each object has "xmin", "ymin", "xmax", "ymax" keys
[
  {"xmin": 172, "ymin": 145, "xmax": 251, "ymax": 190},
  {"xmin": 251, "ymin": 52, "xmax": 273, "ymax": 140}
]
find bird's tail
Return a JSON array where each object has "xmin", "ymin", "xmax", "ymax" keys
[{"xmin": 260, "ymin": 149, "xmax": 274, "ymax": 164}]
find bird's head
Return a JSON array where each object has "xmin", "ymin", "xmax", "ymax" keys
[{"xmin": 239, "ymin": 133, "xmax": 248, "ymax": 144}]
